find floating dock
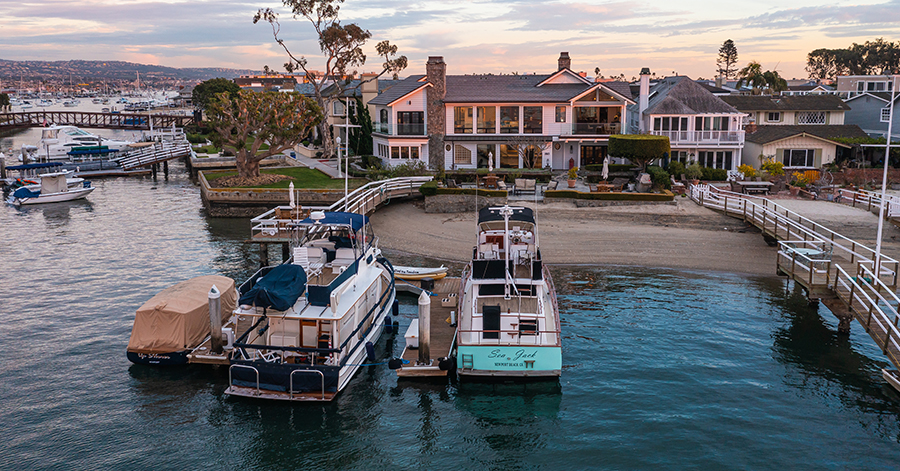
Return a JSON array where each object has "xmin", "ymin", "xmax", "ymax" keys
[{"xmin": 395, "ymin": 277, "xmax": 460, "ymax": 378}]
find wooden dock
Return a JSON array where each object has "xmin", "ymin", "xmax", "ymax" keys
[
  {"xmin": 396, "ymin": 277, "xmax": 460, "ymax": 378},
  {"xmin": 0, "ymin": 110, "xmax": 194, "ymax": 130}
]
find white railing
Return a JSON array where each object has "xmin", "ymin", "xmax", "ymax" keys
[
  {"xmin": 833, "ymin": 264, "xmax": 900, "ymax": 367},
  {"xmin": 116, "ymin": 141, "xmax": 192, "ymax": 170},
  {"xmin": 650, "ymin": 129, "xmax": 744, "ymax": 145},
  {"xmin": 690, "ymin": 183, "xmax": 899, "ymax": 286},
  {"xmin": 846, "ymin": 188, "xmax": 900, "ymax": 219}
]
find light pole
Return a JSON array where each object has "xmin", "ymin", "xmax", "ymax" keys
[{"xmin": 874, "ymin": 74, "xmax": 897, "ymax": 277}]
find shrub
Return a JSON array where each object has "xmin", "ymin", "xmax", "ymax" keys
[
  {"xmin": 568, "ymin": 167, "xmax": 578, "ymax": 180},
  {"xmin": 685, "ymin": 162, "xmax": 703, "ymax": 180},
  {"xmin": 760, "ymin": 159, "xmax": 784, "ymax": 177},
  {"xmin": 388, "ymin": 160, "xmax": 429, "ymax": 178},
  {"xmin": 186, "ymin": 132, "xmax": 207, "ymax": 144},
  {"xmin": 666, "ymin": 161, "xmax": 685, "ymax": 178},
  {"xmin": 608, "ymin": 135, "xmax": 670, "ymax": 170},
  {"xmin": 737, "ymin": 164, "xmax": 756, "ymax": 178},
  {"xmin": 647, "ymin": 165, "xmax": 671, "ymax": 189},
  {"xmin": 418, "ymin": 181, "xmax": 438, "ymax": 196},
  {"xmin": 700, "ymin": 167, "xmax": 728, "ymax": 181}
]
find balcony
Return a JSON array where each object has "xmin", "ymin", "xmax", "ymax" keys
[
  {"xmin": 565, "ymin": 122, "xmax": 622, "ymax": 135},
  {"xmin": 373, "ymin": 122, "xmax": 426, "ymax": 136},
  {"xmin": 650, "ymin": 130, "xmax": 744, "ymax": 145}
]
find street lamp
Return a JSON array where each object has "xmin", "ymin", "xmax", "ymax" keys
[{"xmin": 874, "ymin": 74, "xmax": 897, "ymax": 277}]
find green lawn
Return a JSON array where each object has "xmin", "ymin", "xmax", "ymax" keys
[
  {"xmin": 193, "ymin": 138, "xmax": 271, "ymax": 155},
  {"xmin": 206, "ymin": 167, "xmax": 367, "ymax": 189}
]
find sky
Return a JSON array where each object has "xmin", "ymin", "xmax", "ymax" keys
[{"xmin": 1, "ymin": 0, "xmax": 899, "ymax": 80}]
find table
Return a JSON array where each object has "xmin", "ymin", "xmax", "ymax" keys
[
  {"xmin": 482, "ymin": 174, "xmax": 499, "ymax": 189},
  {"xmin": 734, "ymin": 181, "xmax": 774, "ymax": 195},
  {"xmin": 592, "ymin": 183, "xmax": 613, "ymax": 192}
]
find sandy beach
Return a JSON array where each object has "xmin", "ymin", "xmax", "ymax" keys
[{"xmin": 370, "ymin": 196, "xmax": 900, "ymax": 277}]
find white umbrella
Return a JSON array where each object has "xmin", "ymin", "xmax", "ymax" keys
[
  {"xmin": 601, "ymin": 156, "xmax": 609, "ymax": 181},
  {"xmin": 288, "ymin": 181, "xmax": 295, "ymax": 209}
]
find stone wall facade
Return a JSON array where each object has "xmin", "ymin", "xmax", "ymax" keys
[
  {"xmin": 424, "ymin": 194, "xmax": 507, "ymax": 213},
  {"xmin": 426, "ymin": 56, "xmax": 446, "ymax": 171}
]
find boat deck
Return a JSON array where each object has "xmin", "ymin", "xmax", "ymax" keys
[
  {"xmin": 396, "ymin": 277, "xmax": 460, "ymax": 378},
  {"xmin": 225, "ymin": 385, "xmax": 338, "ymax": 402},
  {"xmin": 187, "ymin": 314, "xmax": 257, "ymax": 365}
]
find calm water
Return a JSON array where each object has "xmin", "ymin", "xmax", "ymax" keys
[{"xmin": 1, "ymin": 158, "xmax": 899, "ymax": 470}]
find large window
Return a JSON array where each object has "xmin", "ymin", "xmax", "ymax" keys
[
  {"xmin": 695, "ymin": 116, "xmax": 728, "ymax": 131},
  {"xmin": 477, "ymin": 106, "xmax": 496, "ymax": 134},
  {"xmin": 389, "ymin": 145, "xmax": 419, "ymax": 160},
  {"xmin": 454, "ymin": 145, "xmax": 472, "ymax": 165},
  {"xmin": 500, "ymin": 107, "xmax": 519, "ymax": 133},
  {"xmin": 766, "ymin": 112, "xmax": 781, "ymax": 123},
  {"xmin": 523, "ymin": 106, "xmax": 542, "ymax": 134},
  {"xmin": 698, "ymin": 151, "xmax": 733, "ymax": 169},
  {"xmin": 499, "ymin": 144, "xmax": 518, "ymax": 168},
  {"xmin": 796, "ymin": 111, "xmax": 825, "ymax": 124},
  {"xmin": 555, "ymin": 106, "xmax": 566, "ymax": 123},
  {"xmin": 653, "ymin": 117, "xmax": 688, "ymax": 131},
  {"xmin": 477, "ymin": 144, "xmax": 494, "ymax": 168},
  {"xmin": 783, "ymin": 149, "xmax": 815, "ymax": 167},
  {"xmin": 454, "ymin": 107, "xmax": 473, "ymax": 134},
  {"xmin": 883, "ymin": 108, "xmax": 892, "ymax": 123},
  {"xmin": 397, "ymin": 111, "xmax": 424, "ymax": 135}
]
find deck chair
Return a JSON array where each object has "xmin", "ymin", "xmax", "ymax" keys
[
  {"xmin": 497, "ymin": 180, "xmax": 508, "ymax": 191},
  {"xmin": 542, "ymin": 180, "xmax": 558, "ymax": 194},
  {"xmin": 514, "ymin": 178, "xmax": 526, "ymax": 195}
]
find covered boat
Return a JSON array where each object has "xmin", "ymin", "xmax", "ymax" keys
[
  {"xmin": 6, "ymin": 172, "xmax": 95, "ymax": 206},
  {"xmin": 127, "ymin": 275, "xmax": 237, "ymax": 365}
]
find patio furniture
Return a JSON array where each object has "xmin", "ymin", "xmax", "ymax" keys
[
  {"xmin": 734, "ymin": 181, "xmax": 773, "ymax": 195},
  {"xmin": 542, "ymin": 180, "xmax": 558, "ymax": 194}
]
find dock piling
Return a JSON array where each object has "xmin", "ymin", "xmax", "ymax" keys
[
  {"xmin": 259, "ymin": 243, "xmax": 269, "ymax": 268},
  {"xmin": 418, "ymin": 291, "xmax": 431, "ymax": 365},
  {"xmin": 208, "ymin": 284, "xmax": 224, "ymax": 354}
]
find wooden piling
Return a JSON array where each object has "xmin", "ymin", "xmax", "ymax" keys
[{"xmin": 260, "ymin": 243, "xmax": 269, "ymax": 268}]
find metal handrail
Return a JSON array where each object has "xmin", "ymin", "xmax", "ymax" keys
[
  {"xmin": 229, "ymin": 364, "xmax": 261, "ymax": 396},
  {"xmin": 834, "ymin": 264, "xmax": 900, "ymax": 361},
  {"xmin": 289, "ymin": 369, "xmax": 325, "ymax": 400}
]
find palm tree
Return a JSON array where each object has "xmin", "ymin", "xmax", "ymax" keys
[{"xmin": 737, "ymin": 61, "xmax": 787, "ymax": 95}]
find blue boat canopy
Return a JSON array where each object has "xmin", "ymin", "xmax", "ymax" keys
[
  {"xmin": 238, "ymin": 264, "xmax": 307, "ymax": 311},
  {"xmin": 6, "ymin": 162, "xmax": 63, "ymax": 170},
  {"xmin": 12, "ymin": 187, "xmax": 40, "ymax": 199},
  {"xmin": 298, "ymin": 211, "xmax": 368, "ymax": 232}
]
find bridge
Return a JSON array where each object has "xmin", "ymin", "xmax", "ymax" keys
[
  {"xmin": 0, "ymin": 111, "xmax": 195, "ymax": 131},
  {"xmin": 691, "ymin": 184, "xmax": 900, "ymax": 388}
]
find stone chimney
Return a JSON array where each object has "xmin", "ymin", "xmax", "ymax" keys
[
  {"xmin": 638, "ymin": 68, "xmax": 651, "ymax": 132},
  {"xmin": 558, "ymin": 52, "xmax": 571, "ymax": 71},
  {"xmin": 715, "ymin": 75, "xmax": 725, "ymax": 88},
  {"xmin": 426, "ymin": 56, "xmax": 447, "ymax": 171}
]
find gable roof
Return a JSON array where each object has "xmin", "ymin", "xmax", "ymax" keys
[
  {"xmin": 845, "ymin": 91, "xmax": 900, "ymax": 105},
  {"xmin": 644, "ymin": 76, "xmax": 739, "ymax": 115},
  {"xmin": 720, "ymin": 94, "xmax": 849, "ymax": 112},
  {"xmin": 536, "ymin": 68, "xmax": 591, "ymax": 86},
  {"xmin": 745, "ymin": 124, "xmax": 868, "ymax": 145},
  {"xmin": 442, "ymin": 74, "xmax": 632, "ymax": 104},
  {"xmin": 368, "ymin": 75, "xmax": 427, "ymax": 106}
]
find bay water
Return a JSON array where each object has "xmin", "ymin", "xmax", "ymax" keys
[{"xmin": 1, "ymin": 155, "xmax": 899, "ymax": 469}]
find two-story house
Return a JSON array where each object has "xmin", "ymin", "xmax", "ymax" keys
[
  {"xmin": 370, "ymin": 53, "xmax": 635, "ymax": 170},
  {"xmin": 720, "ymin": 95, "xmax": 868, "ymax": 169},
  {"xmin": 836, "ymin": 74, "xmax": 896, "ymax": 99},
  {"xmin": 629, "ymin": 70, "xmax": 746, "ymax": 171},
  {"xmin": 844, "ymin": 91, "xmax": 900, "ymax": 140}
]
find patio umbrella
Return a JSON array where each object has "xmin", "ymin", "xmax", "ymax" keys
[
  {"xmin": 601, "ymin": 156, "xmax": 609, "ymax": 181},
  {"xmin": 288, "ymin": 181, "xmax": 295, "ymax": 208},
  {"xmin": 488, "ymin": 152, "xmax": 494, "ymax": 173}
]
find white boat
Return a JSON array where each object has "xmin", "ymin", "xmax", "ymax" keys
[
  {"xmin": 20, "ymin": 102, "xmax": 33, "ymax": 109},
  {"xmin": 455, "ymin": 205, "xmax": 562, "ymax": 379},
  {"xmin": 16, "ymin": 169, "xmax": 85, "ymax": 192},
  {"xmin": 7, "ymin": 172, "xmax": 95, "ymax": 206},
  {"xmin": 225, "ymin": 211, "xmax": 396, "ymax": 401},
  {"xmin": 34, "ymin": 125, "xmax": 134, "ymax": 161},
  {"xmin": 394, "ymin": 265, "xmax": 448, "ymax": 281},
  {"xmin": 63, "ymin": 100, "xmax": 79, "ymax": 107}
]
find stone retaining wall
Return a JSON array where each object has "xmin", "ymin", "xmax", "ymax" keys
[
  {"xmin": 424, "ymin": 194, "xmax": 507, "ymax": 213},
  {"xmin": 199, "ymin": 169, "xmax": 345, "ymax": 217}
]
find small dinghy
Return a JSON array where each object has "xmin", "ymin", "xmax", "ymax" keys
[
  {"xmin": 393, "ymin": 265, "xmax": 448, "ymax": 281},
  {"xmin": 127, "ymin": 275, "xmax": 237, "ymax": 365}
]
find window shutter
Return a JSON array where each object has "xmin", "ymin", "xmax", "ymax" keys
[{"xmin": 814, "ymin": 148, "xmax": 822, "ymax": 168}]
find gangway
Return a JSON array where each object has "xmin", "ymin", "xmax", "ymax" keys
[{"xmin": 115, "ymin": 140, "xmax": 192, "ymax": 170}]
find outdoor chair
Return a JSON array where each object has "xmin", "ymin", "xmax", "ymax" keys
[
  {"xmin": 497, "ymin": 180, "xmax": 508, "ymax": 192},
  {"xmin": 446, "ymin": 179, "xmax": 459, "ymax": 188},
  {"xmin": 542, "ymin": 180, "xmax": 558, "ymax": 194},
  {"xmin": 514, "ymin": 178, "xmax": 526, "ymax": 195},
  {"xmin": 610, "ymin": 177, "xmax": 629, "ymax": 192}
]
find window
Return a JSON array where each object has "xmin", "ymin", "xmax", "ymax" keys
[
  {"xmin": 454, "ymin": 145, "xmax": 472, "ymax": 165},
  {"xmin": 389, "ymin": 145, "xmax": 419, "ymax": 160},
  {"xmin": 783, "ymin": 149, "xmax": 815, "ymax": 167},
  {"xmin": 476, "ymin": 106, "xmax": 496, "ymax": 133},
  {"xmin": 653, "ymin": 117, "xmax": 688, "ymax": 131},
  {"xmin": 868, "ymin": 82, "xmax": 887, "ymax": 92},
  {"xmin": 766, "ymin": 112, "xmax": 781, "ymax": 123},
  {"xmin": 698, "ymin": 151, "xmax": 733, "ymax": 169},
  {"xmin": 555, "ymin": 106, "xmax": 566, "ymax": 123},
  {"xmin": 882, "ymin": 108, "xmax": 892, "ymax": 123},
  {"xmin": 397, "ymin": 111, "xmax": 424, "ymax": 135},
  {"xmin": 333, "ymin": 100, "xmax": 346, "ymax": 116},
  {"xmin": 522, "ymin": 145, "xmax": 541, "ymax": 169},
  {"xmin": 391, "ymin": 147, "xmax": 399, "ymax": 159},
  {"xmin": 379, "ymin": 109, "xmax": 388, "ymax": 123},
  {"xmin": 695, "ymin": 116, "xmax": 728, "ymax": 131},
  {"xmin": 477, "ymin": 144, "xmax": 494, "ymax": 168},
  {"xmin": 454, "ymin": 107, "xmax": 473, "ymax": 134},
  {"xmin": 797, "ymin": 111, "xmax": 826, "ymax": 124},
  {"xmin": 523, "ymin": 106, "xmax": 542, "ymax": 134},
  {"xmin": 500, "ymin": 106, "xmax": 519, "ymax": 133},
  {"xmin": 499, "ymin": 144, "xmax": 518, "ymax": 168},
  {"xmin": 857, "ymin": 82, "xmax": 866, "ymax": 92}
]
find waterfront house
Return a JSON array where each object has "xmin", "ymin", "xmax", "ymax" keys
[
  {"xmin": 627, "ymin": 71, "xmax": 746, "ymax": 170},
  {"xmin": 719, "ymin": 94, "xmax": 850, "ymax": 126},
  {"xmin": 843, "ymin": 91, "xmax": 900, "ymax": 140},
  {"xmin": 370, "ymin": 53, "xmax": 635, "ymax": 170},
  {"xmin": 836, "ymin": 74, "xmax": 896, "ymax": 99}
]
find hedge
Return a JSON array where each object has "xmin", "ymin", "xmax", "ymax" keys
[
  {"xmin": 419, "ymin": 181, "xmax": 507, "ymax": 197},
  {"xmin": 544, "ymin": 190, "xmax": 674, "ymax": 201},
  {"xmin": 608, "ymin": 135, "xmax": 670, "ymax": 168},
  {"xmin": 700, "ymin": 167, "xmax": 728, "ymax": 181},
  {"xmin": 647, "ymin": 165, "xmax": 671, "ymax": 189},
  {"xmin": 583, "ymin": 164, "xmax": 636, "ymax": 173}
]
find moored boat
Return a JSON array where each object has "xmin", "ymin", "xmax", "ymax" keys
[
  {"xmin": 6, "ymin": 172, "xmax": 95, "ymax": 205},
  {"xmin": 455, "ymin": 205, "xmax": 562, "ymax": 379},
  {"xmin": 34, "ymin": 125, "xmax": 134, "ymax": 161},
  {"xmin": 394, "ymin": 265, "xmax": 448, "ymax": 281},
  {"xmin": 225, "ymin": 211, "xmax": 396, "ymax": 401}
]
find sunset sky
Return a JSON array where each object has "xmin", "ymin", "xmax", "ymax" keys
[{"xmin": 2, "ymin": 0, "xmax": 899, "ymax": 80}]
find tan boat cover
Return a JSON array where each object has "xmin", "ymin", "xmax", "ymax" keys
[{"xmin": 127, "ymin": 275, "xmax": 237, "ymax": 354}]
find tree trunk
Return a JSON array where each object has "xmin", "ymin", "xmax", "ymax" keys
[
  {"xmin": 319, "ymin": 122, "xmax": 335, "ymax": 159},
  {"xmin": 236, "ymin": 149, "xmax": 260, "ymax": 178}
]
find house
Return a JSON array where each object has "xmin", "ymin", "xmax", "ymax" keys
[
  {"xmin": 836, "ymin": 74, "xmax": 896, "ymax": 99},
  {"xmin": 233, "ymin": 74, "xmax": 298, "ymax": 92},
  {"xmin": 628, "ymin": 71, "xmax": 746, "ymax": 170},
  {"xmin": 743, "ymin": 125, "xmax": 868, "ymax": 169},
  {"xmin": 369, "ymin": 53, "xmax": 635, "ymax": 170},
  {"xmin": 294, "ymin": 76, "xmax": 398, "ymax": 145},
  {"xmin": 844, "ymin": 91, "xmax": 900, "ymax": 140},
  {"xmin": 719, "ymin": 94, "xmax": 849, "ymax": 126}
]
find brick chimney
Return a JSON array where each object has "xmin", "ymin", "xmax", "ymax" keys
[
  {"xmin": 558, "ymin": 52, "xmax": 571, "ymax": 71},
  {"xmin": 638, "ymin": 67, "xmax": 651, "ymax": 132},
  {"xmin": 426, "ymin": 56, "xmax": 447, "ymax": 170}
]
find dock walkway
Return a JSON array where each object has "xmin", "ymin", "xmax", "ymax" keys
[{"xmin": 396, "ymin": 277, "xmax": 461, "ymax": 378}]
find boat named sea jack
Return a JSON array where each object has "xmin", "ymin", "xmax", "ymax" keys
[
  {"xmin": 225, "ymin": 211, "xmax": 396, "ymax": 401},
  {"xmin": 455, "ymin": 205, "xmax": 562, "ymax": 379}
]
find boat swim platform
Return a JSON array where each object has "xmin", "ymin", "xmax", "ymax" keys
[
  {"xmin": 225, "ymin": 385, "xmax": 338, "ymax": 402},
  {"xmin": 396, "ymin": 277, "xmax": 460, "ymax": 378},
  {"xmin": 187, "ymin": 314, "xmax": 257, "ymax": 366}
]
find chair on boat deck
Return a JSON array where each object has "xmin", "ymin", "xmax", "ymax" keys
[{"xmin": 331, "ymin": 248, "xmax": 356, "ymax": 273}]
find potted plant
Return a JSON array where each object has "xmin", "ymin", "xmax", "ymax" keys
[
  {"xmin": 685, "ymin": 162, "xmax": 702, "ymax": 185},
  {"xmin": 567, "ymin": 167, "xmax": 578, "ymax": 188}
]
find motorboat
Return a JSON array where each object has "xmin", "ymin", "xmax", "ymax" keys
[
  {"xmin": 63, "ymin": 100, "xmax": 79, "ymax": 107},
  {"xmin": 7, "ymin": 172, "xmax": 95, "ymax": 205},
  {"xmin": 455, "ymin": 205, "xmax": 562, "ymax": 379},
  {"xmin": 127, "ymin": 275, "xmax": 238, "ymax": 365},
  {"xmin": 34, "ymin": 125, "xmax": 134, "ymax": 161},
  {"xmin": 225, "ymin": 211, "xmax": 396, "ymax": 401},
  {"xmin": 16, "ymin": 145, "xmax": 39, "ymax": 163},
  {"xmin": 394, "ymin": 265, "xmax": 448, "ymax": 281},
  {"xmin": 13, "ymin": 169, "xmax": 85, "ymax": 192}
]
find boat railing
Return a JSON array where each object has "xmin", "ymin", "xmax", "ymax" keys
[
  {"xmin": 456, "ymin": 327, "xmax": 562, "ymax": 346},
  {"xmin": 290, "ymin": 369, "xmax": 325, "ymax": 400},
  {"xmin": 337, "ymin": 269, "xmax": 395, "ymax": 365},
  {"xmin": 229, "ymin": 364, "xmax": 261, "ymax": 396}
]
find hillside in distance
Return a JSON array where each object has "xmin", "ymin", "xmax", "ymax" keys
[{"xmin": 0, "ymin": 59, "xmax": 259, "ymax": 84}]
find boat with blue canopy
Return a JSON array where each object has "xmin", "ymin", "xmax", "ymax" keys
[{"xmin": 225, "ymin": 210, "xmax": 396, "ymax": 401}]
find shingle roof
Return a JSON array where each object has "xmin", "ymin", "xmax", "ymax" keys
[
  {"xmin": 847, "ymin": 91, "xmax": 900, "ymax": 104},
  {"xmin": 745, "ymin": 124, "xmax": 869, "ymax": 144},
  {"xmin": 644, "ymin": 76, "xmax": 739, "ymax": 115},
  {"xmin": 441, "ymin": 75, "xmax": 632, "ymax": 103},
  {"xmin": 720, "ymin": 94, "xmax": 849, "ymax": 111},
  {"xmin": 368, "ymin": 75, "xmax": 426, "ymax": 105},
  {"xmin": 694, "ymin": 81, "xmax": 731, "ymax": 94}
]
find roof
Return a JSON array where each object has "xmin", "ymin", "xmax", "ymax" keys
[
  {"xmin": 745, "ymin": 124, "xmax": 869, "ymax": 145},
  {"xmin": 368, "ymin": 75, "xmax": 427, "ymax": 105},
  {"xmin": 478, "ymin": 206, "xmax": 535, "ymax": 225},
  {"xmin": 694, "ymin": 81, "xmax": 732, "ymax": 94},
  {"xmin": 294, "ymin": 83, "xmax": 317, "ymax": 95},
  {"xmin": 720, "ymin": 95, "xmax": 849, "ymax": 112},
  {"xmin": 644, "ymin": 76, "xmax": 739, "ymax": 115},
  {"xmin": 846, "ymin": 91, "xmax": 900, "ymax": 104},
  {"xmin": 443, "ymin": 74, "xmax": 631, "ymax": 104}
]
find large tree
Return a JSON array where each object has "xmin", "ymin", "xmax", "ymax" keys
[
  {"xmin": 737, "ymin": 61, "xmax": 787, "ymax": 95},
  {"xmin": 609, "ymin": 135, "xmax": 670, "ymax": 172},
  {"xmin": 192, "ymin": 77, "xmax": 241, "ymax": 110},
  {"xmin": 206, "ymin": 89, "xmax": 322, "ymax": 178},
  {"xmin": 254, "ymin": 0, "xmax": 407, "ymax": 160},
  {"xmin": 805, "ymin": 38, "xmax": 900, "ymax": 81},
  {"xmin": 716, "ymin": 39, "xmax": 739, "ymax": 79}
]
